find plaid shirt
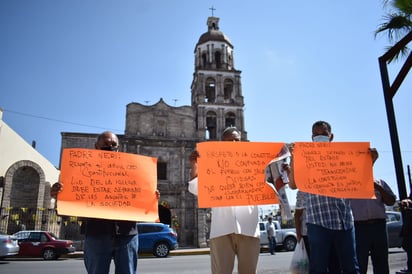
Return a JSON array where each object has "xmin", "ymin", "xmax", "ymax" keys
[{"xmin": 305, "ymin": 193, "xmax": 354, "ymax": 230}]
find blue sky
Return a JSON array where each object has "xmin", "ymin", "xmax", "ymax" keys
[{"xmin": 1, "ymin": 0, "xmax": 411, "ymax": 205}]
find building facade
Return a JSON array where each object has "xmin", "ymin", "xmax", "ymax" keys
[
  {"xmin": 0, "ymin": 109, "xmax": 61, "ymax": 235},
  {"xmin": 60, "ymin": 16, "xmax": 247, "ymax": 247}
]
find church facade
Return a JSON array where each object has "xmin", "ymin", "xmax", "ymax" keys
[{"xmin": 61, "ymin": 16, "xmax": 248, "ymax": 247}]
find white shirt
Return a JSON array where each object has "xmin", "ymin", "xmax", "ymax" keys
[
  {"xmin": 265, "ymin": 221, "xmax": 276, "ymax": 237},
  {"xmin": 188, "ymin": 178, "xmax": 260, "ymax": 239}
]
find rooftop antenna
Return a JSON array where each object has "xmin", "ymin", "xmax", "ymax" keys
[
  {"xmin": 144, "ymin": 100, "xmax": 150, "ymax": 105},
  {"xmin": 173, "ymin": 99, "xmax": 178, "ymax": 106}
]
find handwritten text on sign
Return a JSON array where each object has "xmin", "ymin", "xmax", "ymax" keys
[
  {"xmin": 293, "ymin": 142, "xmax": 374, "ymax": 198},
  {"xmin": 197, "ymin": 142, "xmax": 285, "ymax": 208},
  {"xmin": 58, "ymin": 148, "xmax": 158, "ymax": 222}
]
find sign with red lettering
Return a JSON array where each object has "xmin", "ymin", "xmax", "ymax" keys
[
  {"xmin": 197, "ymin": 142, "xmax": 285, "ymax": 207},
  {"xmin": 57, "ymin": 148, "xmax": 158, "ymax": 222}
]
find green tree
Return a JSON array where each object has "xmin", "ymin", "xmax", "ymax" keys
[{"xmin": 376, "ymin": 0, "xmax": 412, "ymax": 62}]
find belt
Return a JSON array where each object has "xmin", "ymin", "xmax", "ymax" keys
[{"xmin": 354, "ymin": 218, "xmax": 386, "ymax": 225}]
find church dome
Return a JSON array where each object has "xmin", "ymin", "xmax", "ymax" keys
[
  {"xmin": 195, "ymin": 16, "xmax": 233, "ymax": 48},
  {"xmin": 197, "ymin": 29, "xmax": 233, "ymax": 47}
]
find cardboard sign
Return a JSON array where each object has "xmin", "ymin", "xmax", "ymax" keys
[
  {"xmin": 293, "ymin": 142, "xmax": 374, "ymax": 198},
  {"xmin": 58, "ymin": 148, "xmax": 158, "ymax": 222},
  {"xmin": 197, "ymin": 142, "xmax": 286, "ymax": 207}
]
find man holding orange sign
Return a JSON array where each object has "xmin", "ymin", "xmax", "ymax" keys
[
  {"xmin": 289, "ymin": 121, "xmax": 361, "ymax": 274},
  {"xmin": 188, "ymin": 127, "xmax": 261, "ymax": 274},
  {"xmin": 52, "ymin": 131, "xmax": 159, "ymax": 274}
]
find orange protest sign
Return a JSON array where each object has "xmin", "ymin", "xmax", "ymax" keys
[
  {"xmin": 58, "ymin": 148, "xmax": 158, "ymax": 222},
  {"xmin": 293, "ymin": 142, "xmax": 374, "ymax": 198},
  {"xmin": 197, "ymin": 142, "xmax": 285, "ymax": 208}
]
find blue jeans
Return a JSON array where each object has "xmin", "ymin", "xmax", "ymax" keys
[
  {"xmin": 84, "ymin": 234, "xmax": 139, "ymax": 274},
  {"xmin": 268, "ymin": 236, "xmax": 276, "ymax": 254},
  {"xmin": 354, "ymin": 221, "xmax": 389, "ymax": 274},
  {"xmin": 307, "ymin": 223, "xmax": 359, "ymax": 274}
]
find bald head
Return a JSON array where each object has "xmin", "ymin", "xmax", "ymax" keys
[
  {"xmin": 95, "ymin": 131, "xmax": 119, "ymax": 151},
  {"xmin": 222, "ymin": 127, "xmax": 241, "ymax": 142}
]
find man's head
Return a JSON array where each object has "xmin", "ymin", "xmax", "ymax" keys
[
  {"xmin": 222, "ymin": 126, "xmax": 241, "ymax": 142},
  {"xmin": 312, "ymin": 120, "xmax": 333, "ymax": 142},
  {"xmin": 95, "ymin": 131, "xmax": 119, "ymax": 151},
  {"xmin": 268, "ymin": 216, "xmax": 273, "ymax": 223}
]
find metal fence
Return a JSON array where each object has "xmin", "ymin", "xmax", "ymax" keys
[{"xmin": 0, "ymin": 207, "xmax": 77, "ymax": 238}]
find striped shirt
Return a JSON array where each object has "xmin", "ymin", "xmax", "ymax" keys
[{"xmin": 305, "ymin": 193, "xmax": 354, "ymax": 230}]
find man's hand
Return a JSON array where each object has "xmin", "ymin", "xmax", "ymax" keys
[
  {"xmin": 189, "ymin": 150, "xmax": 199, "ymax": 164},
  {"xmin": 51, "ymin": 182, "xmax": 63, "ymax": 199},
  {"xmin": 401, "ymin": 199, "xmax": 412, "ymax": 209}
]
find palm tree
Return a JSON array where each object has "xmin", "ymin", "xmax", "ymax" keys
[{"xmin": 375, "ymin": 0, "xmax": 412, "ymax": 62}]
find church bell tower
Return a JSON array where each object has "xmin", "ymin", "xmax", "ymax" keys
[{"xmin": 191, "ymin": 16, "xmax": 247, "ymax": 141}]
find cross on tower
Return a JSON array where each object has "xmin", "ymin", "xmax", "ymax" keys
[{"xmin": 209, "ymin": 6, "xmax": 216, "ymax": 16}]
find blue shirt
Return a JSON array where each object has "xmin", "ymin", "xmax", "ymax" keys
[{"xmin": 305, "ymin": 193, "xmax": 354, "ymax": 230}]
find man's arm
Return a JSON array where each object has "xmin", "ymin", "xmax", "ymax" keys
[
  {"xmin": 189, "ymin": 150, "xmax": 198, "ymax": 180},
  {"xmin": 188, "ymin": 150, "xmax": 199, "ymax": 195},
  {"xmin": 288, "ymin": 156, "xmax": 297, "ymax": 189},
  {"xmin": 294, "ymin": 209, "xmax": 303, "ymax": 241},
  {"xmin": 375, "ymin": 180, "xmax": 396, "ymax": 206}
]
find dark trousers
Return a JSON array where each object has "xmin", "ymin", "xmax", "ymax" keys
[
  {"xmin": 354, "ymin": 221, "xmax": 389, "ymax": 274},
  {"xmin": 307, "ymin": 223, "xmax": 359, "ymax": 274},
  {"xmin": 268, "ymin": 236, "xmax": 276, "ymax": 254}
]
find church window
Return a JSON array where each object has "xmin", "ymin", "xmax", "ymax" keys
[
  {"xmin": 225, "ymin": 112, "xmax": 236, "ymax": 128},
  {"xmin": 206, "ymin": 111, "xmax": 217, "ymax": 140},
  {"xmin": 156, "ymin": 120, "xmax": 166, "ymax": 136},
  {"xmin": 205, "ymin": 78, "xmax": 216, "ymax": 103},
  {"xmin": 202, "ymin": 53, "xmax": 207, "ymax": 68},
  {"xmin": 157, "ymin": 162, "xmax": 167, "ymax": 180},
  {"xmin": 224, "ymin": 79, "xmax": 233, "ymax": 102},
  {"xmin": 215, "ymin": 51, "xmax": 221, "ymax": 68}
]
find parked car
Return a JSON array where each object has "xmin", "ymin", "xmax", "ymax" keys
[
  {"xmin": 12, "ymin": 230, "xmax": 75, "ymax": 260},
  {"xmin": 386, "ymin": 211, "xmax": 403, "ymax": 248},
  {"xmin": 259, "ymin": 221, "xmax": 297, "ymax": 251},
  {"xmin": 0, "ymin": 232, "xmax": 19, "ymax": 258},
  {"xmin": 137, "ymin": 222, "xmax": 178, "ymax": 258}
]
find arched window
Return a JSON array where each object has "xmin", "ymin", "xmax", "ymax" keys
[
  {"xmin": 11, "ymin": 166, "xmax": 40, "ymax": 208},
  {"xmin": 224, "ymin": 79, "xmax": 233, "ymax": 102},
  {"xmin": 225, "ymin": 112, "xmax": 236, "ymax": 129},
  {"xmin": 206, "ymin": 111, "xmax": 217, "ymax": 140},
  {"xmin": 205, "ymin": 78, "xmax": 216, "ymax": 103}
]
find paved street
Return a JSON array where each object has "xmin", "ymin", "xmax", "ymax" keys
[{"xmin": 0, "ymin": 248, "xmax": 408, "ymax": 274}]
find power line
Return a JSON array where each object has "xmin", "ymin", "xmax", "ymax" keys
[{"xmin": 3, "ymin": 109, "xmax": 122, "ymax": 132}]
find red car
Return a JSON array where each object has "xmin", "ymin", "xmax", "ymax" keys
[{"xmin": 12, "ymin": 230, "xmax": 75, "ymax": 260}]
